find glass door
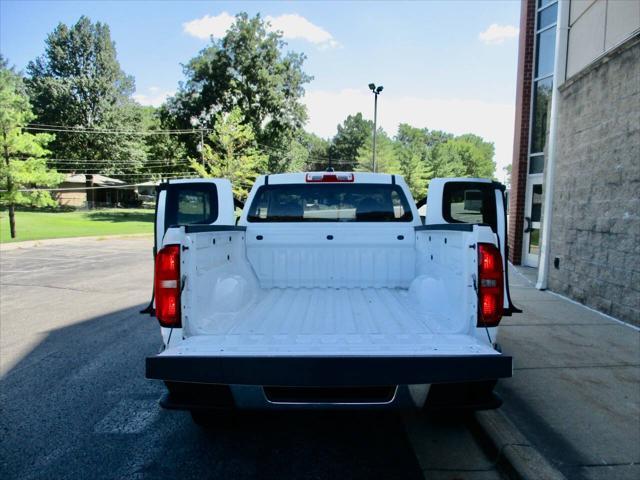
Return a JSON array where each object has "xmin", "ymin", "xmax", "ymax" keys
[{"xmin": 523, "ymin": 179, "xmax": 543, "ymax": 267}]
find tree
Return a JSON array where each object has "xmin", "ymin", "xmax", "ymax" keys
[
  {"xmin": 26, "ymin": 16, "xmax": 146, "ymax": 176},
  {"xmin": 430, "ymin": 135, "xmax": 496, "ymax": 179},
  {"xmin": 455, "ymin": 134, "xmax": 496, "ymax": 178},
  {"xmin": 0, "ymin": 59, "xmax": 63, "ymax": 238},
  {"xmin": 395, "ymin": 124, "xmax": 431, "ymax": 199},
  {"xmin": 140, "ymin": 106, "xmax": 189, "ymax": 179},
  {"xmin": 299, "ymin": 131, "xmax": 330, "ymax": 171},
  {"xmin": 190, "ymin": 108, "xmax": 267, "ymax": 200},
  {"xmin": 164, "ymin": 13, "xmax": 312, "ymax": 170},
  {"xmin": 329, "ymin": 113, "xmax": 373, "ymax": 170},
  {"xmin": 355, "ymin": 127, "xmax": 400, "ymax": 174},
  {"xmin": 503, "ymin": 164, "xmax": 512, "ymax": 188}
]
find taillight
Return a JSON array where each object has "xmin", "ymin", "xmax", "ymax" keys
[
  {"xmin": 477, "ymin": 243, "xmax": 504, "ymax": 327},
  {"xmin": 306, "ymin": 172, "xmax": 354, "ymax": 182},
  {"xmin": 155, "ymin": 244, "xmax": 181, "ymax": 327}
]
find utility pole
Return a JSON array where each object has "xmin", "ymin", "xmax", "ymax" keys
[
  {"xmin": 368, "ymin": 83, "xmax": 383, "ymax": 172},
  {"xmin": 191, "ymin": 117, "xmax": 205, "ymax": 167},
  {"xmin": 200, "ymin": 129, "xmax": 204, "ymax": 167}
]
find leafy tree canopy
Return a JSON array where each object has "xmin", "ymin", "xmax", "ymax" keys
[
  {"xmin": 329, "ymin": 113, "xmax": 373, "ymax": 171},
  {"xmin": 26, "ymin": 16, "xmax": 146, "ymax": 176},
  {"xmin": 163, "ymin": 13, "xmax": 312, "ymax": 170},
  {"xmin": 190, "ymin": 107, "xmax": 267, "ymax": 200},
  {"xmin": 355, "ymin": 127, "xmax": 400, "ymax": 174},
  {"xmin": 1, "ymin": 58, "xmax": 63, "ymax": 238}
]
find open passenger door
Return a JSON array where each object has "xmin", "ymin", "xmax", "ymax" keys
[
  {"xmin": 141, "ymin": 179, "xmax": 236, "ymax": 315},
  {"xmin": 154, "ymin": 179, "xmax": 235, "ymax": 249},
  {"xmin": 424, "ymin": 178, "xmax": 520, "ymax": 315}
]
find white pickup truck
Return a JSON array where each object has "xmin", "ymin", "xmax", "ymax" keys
[{"xmin": 145, "ymin": 172, "xmax": 517, "ymax": 420}]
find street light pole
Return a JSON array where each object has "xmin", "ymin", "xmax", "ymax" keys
[{"xmin": 368, "ymin": 83, "xmax": 383, "ymax": 172}]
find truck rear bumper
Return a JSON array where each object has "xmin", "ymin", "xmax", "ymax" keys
[{"xmin": 146, "ymin": 354, "xmax": 512, "ymax": 387}]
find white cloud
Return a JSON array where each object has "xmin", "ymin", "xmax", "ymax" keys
[
  {"xmin": 303, "ymin": 89, "xmax": 515, "ymax": 182},
  {"xmin": 183, "ymin": 12, "xmax": 235, "ymax": 40},
  {"xmin": 183, "ymin": 12, "xmax": 339, "ymax": 48},
  {"xmin": 133, "ymin": 86, "xmax": 175, "ymax": 107},
  {"xmin": 479, "ymin": 24, "xmax": 519, "ymax": 45},
  {"xmin": 266, "ymin": 14, "xmax": 339, "ymax": 48}
]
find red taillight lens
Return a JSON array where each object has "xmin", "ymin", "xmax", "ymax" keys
[
  {"xmin": 477, "ymin": 243, "xmax": 504, "ymax": 327},
  {"xmin": 155, "ymin": 244, "xmax": 181, "ymax": 327}
]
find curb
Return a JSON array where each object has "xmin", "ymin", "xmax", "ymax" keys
[
  {"xmin": 0, "ymin": 233, "xmax": 152, "ymax": 251},
  {"xmin": 473, "ymin": 409, "xmax": 567, "ymax": 480}
]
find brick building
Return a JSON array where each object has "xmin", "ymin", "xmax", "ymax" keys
[{"xmin": 509, "ymin": 0, "xmax": 639, "ymax": 324}]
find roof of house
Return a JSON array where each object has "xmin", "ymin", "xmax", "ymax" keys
[{"xmin": 63, "ymin": 174, "xmax": 126, "ymax": 186}]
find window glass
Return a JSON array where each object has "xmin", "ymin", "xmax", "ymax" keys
[
  {"xmin": 531, "ymin": 184, "xmax": 543, "ymax": 222},
  {"xmin": 535, "ymin": 28, "xmax": 556, "ymax": 78},
  {"xmin": 529, "ymin": 155, "xmax": 545, "ymax": 174},
  {"xmin": 247, "ymin": 184, "xmax": 413, "ymax": 222},
  {"xmin": 529, "ymin": 229, "xmax": 540, "ymax": 255},
  {"xmin": 177, "ymin": 190, "xmax": 212, "ymax": 224},
  {"xmin": 537, "ymin": 3, "xmax": 558, "ymax": 30},
  {"xmin": 165, "ymin": 183, "xmax": 218, "ymax": 230},
  {"xmin": 442, "ymin": 182, "xmax": 497, "ymax": 231},
  {"xmin": 538, "ymin": 0, "xmax": 555, "ymax": 8},
  {"xmin": 530, "ymin": 77, "xmax": 553, "ymax": 154}
]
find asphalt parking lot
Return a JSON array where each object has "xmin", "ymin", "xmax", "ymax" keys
[{"xmin": 0, "ymin": 236, "xmax": 504, "ymax": 480}]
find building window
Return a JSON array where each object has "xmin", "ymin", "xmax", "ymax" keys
[
  {"xmin": 528, "ymin": 0, "xmax": 558, "ymax": 175},
  {"xmin": 535, "ymin": 28, "xmax": 556, "ymax": 78},
  {"xmin": 530, "ymin": 76, "xmax": 553, "ymax": 155},
  {"xmin": 537, "ymin": 2, "xmax": 558, "ymax": 30},
  {"xmin": 529, "ymin": 154, "xmax": 545, "ymax": 174}
]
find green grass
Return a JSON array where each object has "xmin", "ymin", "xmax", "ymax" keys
[{"xmin": 0, "ymin": 209, "xmax": 154, "ymax": 243}]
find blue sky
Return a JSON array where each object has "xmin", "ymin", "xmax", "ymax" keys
[{"xmin": 0, "ymin": 1, "xmax": 521, "ymax": 179}]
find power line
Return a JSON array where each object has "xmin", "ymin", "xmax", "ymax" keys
[
  {"xmin": 24, "ymin": 122, "xmax": 333, "ymax": 160},
  {"xmin": 0, "ymin": 182, "xmax": 192, "ymax": 193},
  {"xmin": 26, "ymin": 123, "xmax": 208, "ymax": 135}
]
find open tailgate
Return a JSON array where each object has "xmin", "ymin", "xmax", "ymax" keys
[{"xmin": 146, "ymin": 335, "xmax": 512, "ymax": 387}]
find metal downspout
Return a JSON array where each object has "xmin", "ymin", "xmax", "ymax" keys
[{"xmin": 536, "ymin": 0, "xmax": 570, "ymax": 290}]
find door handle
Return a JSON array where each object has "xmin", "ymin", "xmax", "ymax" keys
[{"xmin": 524, "ymin": 217, "xmax": 533, "ymax": 233}]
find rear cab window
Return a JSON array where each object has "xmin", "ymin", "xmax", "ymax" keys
[
  {"xmin": 165, "ymin": 183, "xmax": 218, "ymax": 231},
  {"xmin": 247, "ymin": 183, "xmax": 413, "ymax": 222},
  {"xmin": 442, "ymin": 182, "xmax": 497, "ymax": 231}
]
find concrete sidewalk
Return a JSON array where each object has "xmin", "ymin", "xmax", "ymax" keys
[{"xmin": 496, "ymin": 265, "xmax": 640, "ymax": 479}]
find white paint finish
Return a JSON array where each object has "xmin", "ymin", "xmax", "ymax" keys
[
  {"xmin": 93, "ymin": 400, "xmax": 159, "ymax": 434},
  {"xmin": 178, "ymin": 227, "xmax": 493, "ymax": 355},
  {"xmin": 159, "ymin": 326, "xmax": 498, "ymax": 357},
  {"xmin": 424, "ymin": 177, "xmax": 493, "ymax": 226},
  {"xmin": 239, "ymin": 172, "xmax": 421, "ymax": 226},
  {"xmin": 159, "ymin": 174, "xmax": 510, "ymax": 365},
  {"xmin": 155, "ymin": 178, "xmax": 236, "ymax": 248},
  {"xmin": 245, "ymin": 224, "xmax": 417, "ymax": 288},
  {"xmin": 536, "ymin": 0, "xmax": 570, "ymax": 289},
  {"xmin": 567, "ymin": 0, "xmax": 607, "ymax": 77},
  {"xmin": 605, "ymin": 0, "xmax": 640, "ymax": 50}
]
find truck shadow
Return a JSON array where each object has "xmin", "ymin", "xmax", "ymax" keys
[{"xmin": 1, "ymin": 304, "xmax": 424, "ymax": 480}]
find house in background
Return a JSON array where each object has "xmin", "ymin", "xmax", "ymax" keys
[
  {"xmin": 55, "ymin": 174, "xmax": 139, "ymax": 209},
  {"xmin": 509, "ymin": 0, "xmax": 639, "ymax": 324}
]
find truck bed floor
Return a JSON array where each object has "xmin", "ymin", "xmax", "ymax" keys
[{"xmin": 180, "ymin": 288, "xmax": 493, "ymax": 356}]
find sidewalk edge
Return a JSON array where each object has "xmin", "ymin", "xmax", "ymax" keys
[
  {"xmin": 0, "ymin": 233, "xmax": 152, "ymax": 251},
  {"xmin": 474, "ymin": 409, "xmax": 567, "ymax": 480}
]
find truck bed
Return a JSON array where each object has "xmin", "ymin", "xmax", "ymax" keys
[{"xmin": 180, "ymin": 287, "xmax": 494, "ymax": 357}]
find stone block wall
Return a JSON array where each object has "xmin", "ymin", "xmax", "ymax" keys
[{"xmin": 548, "ymin": 36, "xmax": 640, "ymax": 325}]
